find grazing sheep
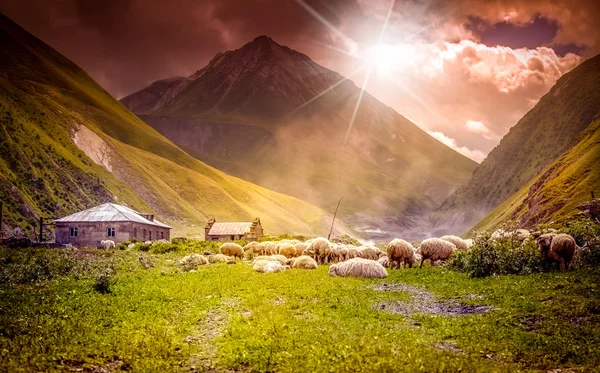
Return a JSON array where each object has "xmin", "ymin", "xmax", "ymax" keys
[
  {"xmin": 287, "ymin": 255, "xmax": 318, "ymax": 269},
  {"xmin": 208, "ymin": 254, "xmax": 235, "ymax": 264},
  {"xmin": 220, "ymin": 243, "xmax": 244, "ymax": 260},
  {"xmin": 377, "ymin": 255, "xmax": 390, "ymax": 268},
  {"xmin": 294, "ymin": 242, "xmax": 308, "ymax": 257},
  {"xmin": 244, "ymin": 241, "xmax": 264, "ymax": 256},
  {"xmin": 100, "ymin": 240, "xmax": 115, "ymax": 250},
  {"xmin": 491, "ymin": 229, "xmax": 530, "ymax": 242},
  {"xmin": 277, "ymin": 242, "xmax": 297, "ymax": 258},
  {"xmin": 515, "ymin": 229, "xmax": 531, "ymax": 241},
  {"xmin": 263, "ymin": 242, "xmax": 278, "ymax": 255},
  {"xmin": 328, "ymin": 258, "xmax": 388, "ymax": 278},
  {"xmin": 418, "ymin": 238, "xmax": 456, "ymax": 268},
  {"xmin": 536, "ymin": 233, "xmax": 577, "ymax": 271},
  {"xmin": 346, "ymin": 246, "xmax": 360, "ymax": 260},
  {"xmin": 464, "ymin": 239, "xmax": 474, "ymax": 249},
  {"xmin": 386, "ymin": 239, "xmax": 415, "ymax": 269},
  {"xmin": 179, "ymin": 254, "xmax": 209, "ymax": 271},
  {"xmin": 440, "ymin": 235, "xmax": 468, "ymax": 250},
  {"xmin": 331, "ymin": 244, "xmax": 349, "ymax": 262},
  {"xmin": 253, "ymin": 260, "xmax": 286, "ymax": 273},
  {"xmin": 306, "ymin": 237, "xmax": 332, "ymax": 264},
  {"xmin": 358, "ymin": 246, "xmax": 385, "ymax": 260}
]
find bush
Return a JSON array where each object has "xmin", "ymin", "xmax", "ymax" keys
[
  {"xmin": 562, "ymin": 217, "xmax": 600, "ymax": 267},
  {"xmin": 94, "ymin": 266, "xmax": 116, "ymax": 294},
  {"xmin": 0, "ymin": 248, "xmax": 80, "ymax": 284},
  {"xmin": 447, "ymin": 234, "xmax": 544, "ymax": 277}
]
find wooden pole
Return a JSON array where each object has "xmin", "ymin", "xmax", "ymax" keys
[
  {"xmin": 39, "ymin": 217, "xmax": 44, "ymax": 243},
  {"xmin": 328, "ymin": 197, "xmax": 343, "ymax": 241},
  {"xmin": 592, "ymin": 191, "xmax": 595, "ymax": 199},
  {"xmin": 0, "ymin": 201, "xmax": 3, "ymax": 239}
]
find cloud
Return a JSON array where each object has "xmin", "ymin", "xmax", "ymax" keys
[
  {"xmin": 466, "ymin": 120, "xmax": 498, "ymax": 139},
  {"xmin": 427, "ymin": 131, "xmax": 487, "ymax": 163}
]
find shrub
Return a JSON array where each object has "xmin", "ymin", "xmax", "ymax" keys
[
  {"xmin": 0, "ymin": 248, "xmax": 79, "ymax": 284},
  {"xmin": 94, "ymin": 266, "xmax": 116, "ymax": 294},
  {"xmin": 447, "ymin": 234, "xmax": 544, "ymax": 278},
  {"xmin": 137, "ymin": 253, "xmax": 156, "ymax": 269},
  {"xmin": 563, "ymin": 217, "xmax": 600, "ymax": 267}
]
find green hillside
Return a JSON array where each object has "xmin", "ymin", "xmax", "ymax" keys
[
  {"xmin": 0, "ymin": 14, "xmax": 339, "ymax": 239},
  {"xmin": 437, "ymin": 54, "xmax": 600, "ymax": 234},
  {"xmin": 471, "ymin": 114, "xmax": 600, "ymax": 233}
]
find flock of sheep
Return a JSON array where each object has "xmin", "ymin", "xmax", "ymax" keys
[{"xmin": 173, "ymin": 227, "xmax": 581, "ymax": 277}]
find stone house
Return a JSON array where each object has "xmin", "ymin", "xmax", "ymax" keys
[
  {"xmin": 204, "ymin": 217, "xmax": 263, "ymax": 241},
  {"xmin": 55, "ymin": 203, "xmax": 171, "ymax": 247}
]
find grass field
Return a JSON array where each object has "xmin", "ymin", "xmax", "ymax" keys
[{"xmin": 1, "ymin": 247, "xmax": 599, "ymax": 372}]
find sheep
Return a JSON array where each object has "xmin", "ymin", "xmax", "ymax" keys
[
  {"xmin": 100, "ymin": 240, "xmax": 115, "ymax": 250},
  {"xmin": 330, "ymin": 244, "xmax": 348, "ymax": 262},
  {"xmin": 208, "ymin": 254, "xmax": 235, "ymax": 264},
  {"xmin": 536, "ymin": 233, "xmax": 577, "ymax": 271},
  {"xmin": 294, "ymin": 242, "xmax": 308, "ymax": 257},
  {"xmin": 253, "ymin": 259, "xmax": 285, "ymax": 273},
  {"xmin": 179, "ymin": 254, "xmax": 209, "ymax": 271},
  {"xmin": 515, "ymin": 229, "xmax": 531, "ymax": 241},
  {"xmin": 252, "ymin": 255, "xmax": 288, "ymax": 266},
  {"xmin": 328, "ymin": 258, "xmax": 388, "ymax": 278},
  {"xmin": 464, "ymin": 239, "xmax": 474, "ymax": 249},
  {"xmin": 386, "ymin": 238, "xmax": 415, "ymax": 269},
  {"xmin": 417, "ymin": 238, "xmax": 456, "ymax": 268},
  {"xmin": 287, "ymin": 255, "xmax": 318, "ymax": 269},
  {"xmin": 220, "ymin": 243, "xmax": 244, "ymax": 260},
  {"xmin": 306, "ymin": 237, "xmax": 332, "ymax": 264},
  {"xmin": 440, "ymin": 235, "xmax": 468, "ymax": 250},
  {"xmin": 263, "ymin": 242, "xmax": 278, "ymax": 255},
  {"xmin": 491, "ymin": 229, "xmax": 530, "ymax": 242},
  {"xmin": 377, "ymin": 255, "xmax": 390, "ymax": 268},
  {"xmin": 346, "ymin": 246, "xmax": 360, "ymax": 260},
  {"xmin": 277, "ymin": 242, "xmax": 297, "ymax": 258},
  {"xmin": 358, "ymin": 246, "xmax": 385, "ymax": 260},
  {"xmin": 244, "ymin": 241, "xmax": 264, "ymax": 256}
]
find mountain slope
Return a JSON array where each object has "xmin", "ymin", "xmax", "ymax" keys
[
  {"xmin": 0, "ymin": 14, "xmax": 341, "ymax": 239},
  {"xmin": 471, "ymin": 113, "xmax": 600, "ymax": 233},
  {"xmin": 436, "ymin": 54, "xmax": 600, "ymax": 233},
  {"xmin": 121, "ymin": 36, "xmax": 477, "ymax": 240}
]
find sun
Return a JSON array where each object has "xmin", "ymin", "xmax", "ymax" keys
[{"xmin": 366, "ymin": 43, "xmax": 416, "ymax": 74}]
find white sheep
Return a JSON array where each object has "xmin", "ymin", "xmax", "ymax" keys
[
  {"xmin": 440, "ymin": 235, "xmax": 468, "ymax": 250},
  {"xmin": 100, "ymin": 240, "xmax": 115, "ymax": 250},
  {"xmin": 358, "ymin": 246, "xmax": 385, "ymax": 260},
  {"xmin": 294, "ymin": 242, "xmax": 308, "ymax": 257},
  {"xmin": 329, "ymin": 258, "xmax": 388, "ymax": 278},
  {"xmin": 331, "ymin": 244, "xmax": 348, "ymax": 262},
  {"xmin": 306, "ymin": 237, "xmax": 332, "ymax": 264},
  {"xmin": 346, "ymin": 246, "xmax": 360, "ymax": 260},
  {"xmin": 277, "ymin": 242, "xmax": 297, "ymax": 258},
  {"xmin": 220, "ymin": 243, "xmax": 244, "ymax": 260},
  {"xmin": 179, "ymin": 254, "xmax": 209, "ymax": 271},
  {"xmin": 253, "ymin": 259, "xmax": 285, "ymax": 273},
  {"xmin": 252, "ymin": 255, "xmax": 288, "ymax": 265},
  {"xmin": 386, "ymin": 238, "xmax": 415, "ymax": 269},
  {"xmin": 287, "ymin": 255, "xmax": 318, "ymax": 269},
  {"xmin": 417, "ymin": 238, "xmax": 456, "ymax": 268},
  {"xmin": 377, "ymin": 255, "xmax": 390, "ymax": 268}
]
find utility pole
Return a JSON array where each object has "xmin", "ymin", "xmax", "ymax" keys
[
  {"xmin": 328, "ymin": 197, "xmax": 343, "ymax": 241},
  {"xmin": 38, "ymin": 217, "xmax": 57, "ymax": 244},
  {"xmin": 0, "ymin": 201, "xmax": 3, "ymax": 240},
  {"xmin": 592, "ymin": 190, "xmax": 595, "ymax": 199}
]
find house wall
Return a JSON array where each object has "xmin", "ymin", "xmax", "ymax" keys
[{"xmin": 56, "ymin": 221, "xmax": 171, "ymax": 247}]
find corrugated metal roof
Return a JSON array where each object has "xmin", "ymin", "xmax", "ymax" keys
[
  {"xmin": 208, "ymin": 222, "xmax": 253, "ymax": 236},
  {"xmin": 55, "ymin": 203, "xmax": 171, "ymax": 229}
]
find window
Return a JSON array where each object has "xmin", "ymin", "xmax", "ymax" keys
[
  {"xmin": 143, "ymin": 229, "xmax": 147, "ymax": 240},
  {"xmin": 70, "ymin": 227, "xmax": 78, "ymax": 237},
  {"xmin": 149, "ymin": 230, "xmax": 152, "ymax": 240},
  {"xmin": 133, "ymin": 228, "xmax": 137, "ymax": 238},
  {"xmin": 160, "ymin": 232, "xmax": 164, "ymax": 239},
  {"xmin": 107, "ymin": 227, "xmax": 115, "ymax": 237}
]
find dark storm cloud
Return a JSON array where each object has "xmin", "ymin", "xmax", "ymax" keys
[{"xmin": 0, "ymin": 0, "xmax": 362, "ymax": 98}]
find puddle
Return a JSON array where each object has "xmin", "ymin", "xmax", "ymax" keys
[{"xmin": 374, "ymin": 283, "xmax": 495, "ymax": 316}]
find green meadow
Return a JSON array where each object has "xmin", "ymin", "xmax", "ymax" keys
[{"xmin": 1, "ymin": 246, "xmax": 599, "ymax": 372}]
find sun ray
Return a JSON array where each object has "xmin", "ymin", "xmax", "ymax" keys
[
  {"xmin": 343, "ymin": 67, "xmax": 373, "ymax": 145},
  {"xmin": 309, "ymin": 39, "xmax": 364, "ymax": 60},
  {"xmin": 295, "ymin": 0, "xmax": 352, "ymax": 45},
  {"xmin": 290, "ymin": 66, "xmax": 366, "ymax": 115}
]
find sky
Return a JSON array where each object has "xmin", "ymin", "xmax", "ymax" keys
[{"xmin": 1, "ymin": 0, "xmax": 598, "ymax": 162}]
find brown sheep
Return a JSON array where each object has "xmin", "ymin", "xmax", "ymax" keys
[
  {"xmin": 440, "ymin": 235, "xmax": 468, "ymax": 250},
  {"xmin": 386, "ymin": 238, "xmax": 415, "ymax": 269},
  {"xmin": 220, "ymin": 243, "xmax": 244, "ymax": 260},
  {"xmin": 536, "ymin": 233, "xmax": 577, "ymax": 271},
  {"xmin": 418, "ymin": 238, "xmax": 456, "ymax": 268}
]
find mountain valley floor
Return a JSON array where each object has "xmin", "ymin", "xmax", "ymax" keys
[{"xmin": 1, "ymin": 246, "xmax": 599, "ymax": 372}]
